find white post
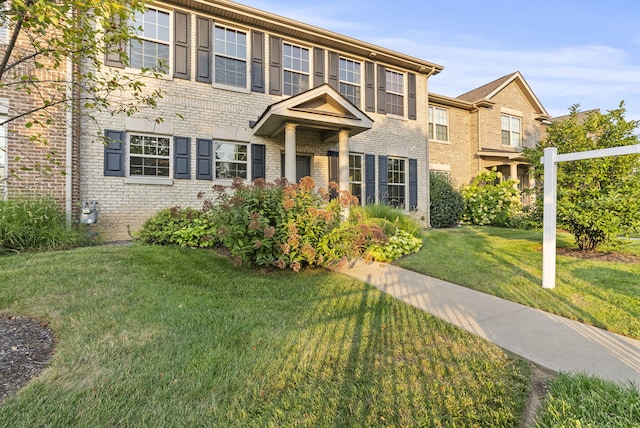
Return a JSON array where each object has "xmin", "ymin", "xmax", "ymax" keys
[
  {"xmin": 542, "ymin": 148, "xmax": 558, "ymax": 289},
  {"xmin": 284, "ymin": 123, "xmax": 297, "ymax": 183},
  {"xmin": 509, "ymin": 163, "xmax": 518, "ymax": 189},
  {"xmin": 338, "ymin": 130, "xmax": 350, "ymax": 193}
]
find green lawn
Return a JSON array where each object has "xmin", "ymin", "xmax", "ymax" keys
[
  {"xmin": 396, "ymin": 226, "xmax": 640, "ymax": 339},
  {"xmin": 0, "ymin": 245, "xmax": 530, "ymax": 427}
]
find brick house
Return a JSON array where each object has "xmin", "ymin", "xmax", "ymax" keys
[
  {"xmin": 81, "ymin": 0, "xmax": 443, "ymax": 240},
  {"xmin": 428, "ymin": 72, "xmax": 550, "ymax": 203}
]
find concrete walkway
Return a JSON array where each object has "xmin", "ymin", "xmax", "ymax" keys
[{"xmin": 333, "ymin": 261, "xmax": 640, "ymax": 388}]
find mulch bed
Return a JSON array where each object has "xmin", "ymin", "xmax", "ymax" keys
[
  {"xmin": 556, "ymin": 248, "xmax": 640, "ymax": 264},
  {"xmin": 0, "ymin": 316, "xmax": 56, "ymax": 404}
]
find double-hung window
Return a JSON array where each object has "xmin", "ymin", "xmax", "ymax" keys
[
  {"xmin": 501, "ymin": 114, "xmax": 521, "ymax": 147},
  {"xmin": 214, "ymin": 25, "xmax": 247, "ymax": 88},
  {"xmin": 215, "ymin": 142, "xmax": 248, "ymax": 180},
  {"xmin": 385, "ymin": 70, "xmax": 404, "ymax": 116},
  {"xmin": 387, "ymin": 158, "xmax": 406, "ymax": 208},
  {"xmin": 283, "ymin": 42, "xmax": 309, "ymax": 96},
  {"xmin": 349, "ymin": 153, "xmax": 363, "ymax": 204},
  {"xmin": 130, "ymin": 7, "xmax": 170, "ymax": 72},
  {"xmin": 0, "ymin": 2, "xmax": 8, "ymax": 44},
  {"xmin": 129, "ymin": 134, "xmax": 171, "ymax": 177},
  {"xmin": 339, "ymin": 58, "xmax": 361, "ymax": 107},
  {"xmin": 428, "ymin": 106, "xmax": 449, "ymax": 141}
]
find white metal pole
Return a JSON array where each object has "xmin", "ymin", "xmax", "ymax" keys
[{"xmin": 542, "ymin": 148, "xmax": 558, "ymax": 289}]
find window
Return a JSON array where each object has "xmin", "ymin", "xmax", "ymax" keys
[
  {"xmin": 0, "ymin": 117, "xmax": 6, "ymax": 200},
  {"xmin": 0, "ymin": 2, "xmax": 8, "ymax": 44},
  {"xmin": 215, "ymin": 142, "xmax": 247, "ymax": 180},
  {"xmin": 349, "ymin": 153, "xmax": 363, "ymax": 204},
  {"xmin": 501, "ymin": 114, "xmax": 521, "ymax": 147},
  {"xmin": 428, "ymin": 106, "xmax": 448, "ymax": 141},
  {"xmin": 129, "ymin": 134, "xmax": 170, "ymax": 177},
  {"xmin": 430, "ymin": 169, "xmax": 450, "ymax": 179},
  {"xmin": 214, "ymin": 25, "xmax": 247, "ymax": 88},
  {"xmin": 339, "ymin": 58, "xmax": 361, "ymax": 106},
  {"xmin": 387, "ymin": 158, "xmax": 406, "ymax": 208},
  {"xmin": 385, "ymin": 70, "xmax": 404, "ymax": 116},
  {"xmin": 283, "ymin": 42, "xmax": 309, "ymax": 96},
  {"xmin": 130, "ymin": 8, "xmax": 170, "ymax": 71}
]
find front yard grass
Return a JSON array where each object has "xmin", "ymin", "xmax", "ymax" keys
[
  {"xmin": 0, "ymin": 245, "xmax": 530, "ymax": 427},
  {"xmin": 396, "ymin": 226, "xmax": 640, "ymax": 339}
]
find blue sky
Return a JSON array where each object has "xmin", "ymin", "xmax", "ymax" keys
[{"xmin": 240, "ymin": 0, "xmax": 640, "ymax": 121}]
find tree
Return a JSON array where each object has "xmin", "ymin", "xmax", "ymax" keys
[
  {"xmin": 0, "ymin": 0, "xmax": 163, "ymax": 172},
  {"xmin": 524, "ymin": 103, "xmax": 640, "ymax": 251}
]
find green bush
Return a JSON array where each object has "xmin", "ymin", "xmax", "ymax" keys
[
  {"xmin": 367, "ymin": 230, "xmax": 423, "ymax": 262},
  {"xmin": 429, "ymin": 172, "xmax": 464, "ymax": 228},
  {"xmin": 0, "ymin": 198, "xmax": 88, "ymax": 253},
  {"xmin": 460, "ymin": 168, "xmax": 522, "ymax": 227},
  {"xmin": 356, "ymin": 204, "xmax": 423, "ymax": 237},
  {"xmin": 137, "ymin": 206, "xmax": 217, "ymax": 248}
]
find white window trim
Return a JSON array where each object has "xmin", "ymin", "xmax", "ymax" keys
[
  {"xmin": 212, "ymin": 23, "xmax": 250, "ymax": 93},
  {"xmin": 385, "ymin": 69, "xmax": 406, "ymax": 118},
  {"xmin": 387, "ymin": 156, "xmax": 407, "ymax": 209},
  {"xmin": 429, "ymin": 106, "xmax": 449, "ymax": 142},
  {"xmin": 349, "ymin": 152, "xmax": 363, "ymax": 204},
  {"xmin": 339, "ymin": 57, "xmax": 362, "ymax": 107},
  {"xmin": 501, "ymin": 114, "xmax": 522, "ymax": 147},
  {"xmin": 126, "ymin": 132, "xmax": 173, "ymax": 181},
  {"xmin": 214, "ymin": 140, "xmax": 249, "ymax": 182},
  {"xmin": 126, "ymin": 6, "xmax": 173, "ymax": 77},
  {"xmin": 282, "ymin": 41, "xmax": 311, "ymax": 97}
]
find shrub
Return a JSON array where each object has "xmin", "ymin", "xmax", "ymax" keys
[
  {"xmin": 0, "ymin": 198, "xmax": 88, "ymax": 253},
  {"xmin": 429, "ymin": 172, "xmax": 464, "ymax": 228},
  {"xmin": 367, "ymin": 230, "xmax": 423, "ymax": 262},
  {"xmin": 137, "ymin": 206, "xmax": 217, "ymax": 248},
  {"xmin": 460, "ymin": 168, "xmax": 522, "ymax": 227},
  {"xmin": 356, "ymin": 204, "xmax": 423, "ymax": 237}
]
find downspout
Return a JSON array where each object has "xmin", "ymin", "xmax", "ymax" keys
[
  {"xmin": 424, "ymin": 66, "xmax": 436, "ymax": 228},
  {"xmin": 474, "ymin": 103, "xmax": 482, "ymax": 174}
]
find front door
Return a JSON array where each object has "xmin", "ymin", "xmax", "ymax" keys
[{"xmin": 281, "ymin": 154, "xmax": 311, "ymax": 183}]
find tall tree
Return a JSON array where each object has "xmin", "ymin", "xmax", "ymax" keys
[
  {"xmin": 0, "ymin": 0, "xmax": 163, "ymax": 166},
  {"xmin": 524, "ymin": 103, "xmax": 640, "ymax": 251}
]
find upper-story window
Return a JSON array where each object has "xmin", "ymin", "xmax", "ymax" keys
[
  {"xmin": 428, "ymin": 106, "xmax": 449, "ymax": 141},
  {"xmin": 130, "ymin": 8, "xmax": 170, "ymax": 71},
  {"xmin": 339, "ymin": 58, "xmax": 361, "ymax": 107},
  {"xmin": 0, "ymin": 2, "xmax": 8, "ymax": 45},
  {"xmin": 385, "ymin": 69, "xmax": 404, "ymax": 116},
  {"xmin": 283, "ymin": 42, "xmax": 309, "ymax": 96},
  {"xmin": 129, "ymin": 134, "xmax": 171, "ymax": 177},
  {"xmin": 501, "ymin": 114, "xmax": 521, "ymax": 147},
  {"xmin": 215, "ymin": 141, "xmax": 248, "ymax": 180},
  {"xmin": 214, "ymin": 25, "xmax": 247, "ymax": 88}
]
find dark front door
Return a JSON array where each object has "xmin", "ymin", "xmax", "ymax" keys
[{"xmin": 281, "ymin": 154, "xmax": 311, "ymax": 183}]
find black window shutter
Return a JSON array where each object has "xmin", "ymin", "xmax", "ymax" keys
[
  {"xmin": 104, "ymin": 130, "xmax": 125, "ymax": 176},
  {"xmin": 377, "ymin": 64, "xmax": 386, "ymax": 114},
  {"xmin": 251, "ymin": 32, "xmax": 265, "ymax": 92},
  {"xmin": 173, "ymin": 136, "xmax": 191, "ymax": 179},
  {"xmin": 196, "ymin": 17, "xmax": 212, "ymax": 83},
  {"xmin": 269, "ymin": 36, "xmax": 282, "ymax": 95},
  {"xmin": 251, "ymin": 144, "xmax": 266, "ymax": 180},
  {"xmin": 174, "ymin": 11, "xmax": 191, "ymax": 80},
  {"xmin": 409, "ymin": 158, "xmax": 418, "ymax": 210},
  {"xmin": 104, "ymin": 16, "xmax": 125, "ymax": 68},
  {"xmin": 328, "ymin": 51, "xmax": 339, "ymax": 90},
  {"xmin": 313, "ymin": 48, "xmax": 325, "ymax": 87},
  {"xmin": 378, "ymin": 155, "xmax": 388, "ymax": 204},
  {"xmin": 365, "ymin": 61, "xmax": 375, "ymax": 113},
  {"xmin": 365, "ymin": 154, "xmax": 375, "ymax": 204},
  {"xmin": 196, "ymin": 138, "xmax": 213, "ymax": 180},
  {"xmin": 408, "ymin": 73, "xmax": 417, "ymax": 120}
]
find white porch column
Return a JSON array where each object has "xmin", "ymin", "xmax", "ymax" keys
[
  {"xmin": 510, "ymin": 162, "xmax": 519, "ymax": 189},
  {"xmin": 338, "ymin": 129, "xmax": 350, "ymax": 193},
  {"xmin": 529, "ymin": 166, "xmax": 536, "ymax": 204},
  {"xmin": 284, "ymin": 123, "xmax": 297, "ymax": 183}
]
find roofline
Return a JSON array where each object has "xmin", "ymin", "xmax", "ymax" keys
[
  {"xmin": 486, "ymin": 72, "xmax": 550, "ymax": 119},
  {"xmin": 429, "ymin": 93, "xmax": 494, "ymax": 110},
  {"xmin": 162, "ymin": 0, "xmax": 444, "ymax": 75}
]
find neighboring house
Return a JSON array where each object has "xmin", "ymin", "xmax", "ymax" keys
[
  {"xmin": 81, "ymin": 0, "xmax": 443, "ymax": 240},
  {"xmin": 428, "ymin": 72, "xmax": 550, "ymax": 204}
]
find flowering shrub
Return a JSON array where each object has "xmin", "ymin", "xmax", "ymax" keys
[{"xmin": 460, "ymin": 168, "xmax": 522, "ymax": 227}]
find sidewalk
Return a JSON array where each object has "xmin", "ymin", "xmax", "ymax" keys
[{"xmin": 333, "ymin": 261, "xmax": 640, "ymax": 388}]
